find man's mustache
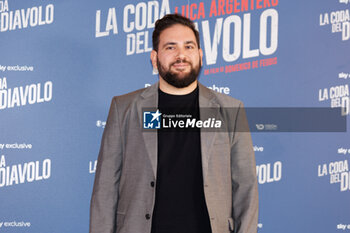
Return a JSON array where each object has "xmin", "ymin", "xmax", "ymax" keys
[{"xmin": 170, "ymin": 59, "xmax": 192, "ymax": 66}]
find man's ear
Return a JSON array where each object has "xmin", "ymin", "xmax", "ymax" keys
[
  {"xmin": 199, "ymin": 48, "xmax": 203, "ymax": 66},
  {"xmin": 150, "ymin": 50, "xmax": 158, "ymax": 70}
]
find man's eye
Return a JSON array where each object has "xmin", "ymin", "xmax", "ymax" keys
[
  {"xmin": 166, "ymin": 47, "xmax": 175, "ymax": 50},
  {"xmin": 186, "ymin": 45, "xmax": 194, "ymax": 49}
]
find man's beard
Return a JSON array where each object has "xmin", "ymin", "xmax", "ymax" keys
[{"xmin": 157, "ymin": 58, "xmax": 201, "ymax": 88}]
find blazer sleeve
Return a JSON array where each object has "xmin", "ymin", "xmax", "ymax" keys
[
  {"xmin": 90, "ymin": 97, "xmax": 123, "ymax": 233},
  {"xmin": 230, "ymin": 102, "xmax": 259, "ymax": 233}
]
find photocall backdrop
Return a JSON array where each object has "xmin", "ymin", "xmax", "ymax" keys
[{"xmin": 0, "ymin": 0, "xmax": 349, "ymax": 232}]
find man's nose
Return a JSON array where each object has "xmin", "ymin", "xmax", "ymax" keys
[{"xmin": 175, "ymin": 47, "xmax": 187, "ymax": 60}]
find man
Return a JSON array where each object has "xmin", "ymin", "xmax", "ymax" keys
[{"xmin": 90, "ymin": 14, "xmax": 258, "ymax": 233}]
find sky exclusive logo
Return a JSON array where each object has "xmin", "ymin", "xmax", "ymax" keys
[
  {"xmin": 0, "ymin": 221, "xmax": 31, "ymax": 228},
  {"xmin": 339, "ymin": 0, "xmax": 349, "ymax": 4},
  {"xmin": 339, "ymin": 72, "xmax": 350, "ymax": 80},
  {"xmin": 337, "ymin": 223, "xmax": 350, "ymax": 230}
]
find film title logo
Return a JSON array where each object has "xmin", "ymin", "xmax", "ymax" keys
[
  {"xmin": 96, "ymin": 0, "xmax": 279, "ymax": 67},
  {"xmin": 0, "ymin": 155, "xmax": 51, "ymax": 188},
  {"xmin": 318, "ymin": 159, "xmax": 350, "ymax": 192},
  {"xmin": 256, "ymin": 161, "xmax": 282, "ymax": 184},
  {"xmin": 0, "ymin": 77, "xmax": 53, "ymax": 110},
  {"xmin": 95, "ymin": 0, "xmax": 170, "ymax": 56},
  {"xmin": 319, "ymin": 9, "xmax": 350, "ymax": 41},
  {"xmin": 318, "ymin": 84, "xmax": 349, "ymax": 115},
  {"xmin": 0, "ymin": 0, "xmax": 54, "ymax": 32}
]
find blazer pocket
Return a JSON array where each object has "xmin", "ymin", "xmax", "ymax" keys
[{"xmin": 228, "ymin": 217, "xmax": 234, "ymax": 232}]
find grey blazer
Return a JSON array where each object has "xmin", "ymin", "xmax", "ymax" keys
[{"xmin": 90, "ymin": 82, "xmax": 258, "ymax": 233}]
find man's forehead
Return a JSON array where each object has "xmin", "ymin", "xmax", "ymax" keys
[{"xmin": 159, "ymin": 24, "xmax": 197, "ymax": 43}]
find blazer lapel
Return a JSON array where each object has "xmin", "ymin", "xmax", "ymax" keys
[
  {"xmin": 198, "ymin": 83, "xmax": 219, "ymax": 182},
  {"xmin": 137, "ymin": 83, "xmax": 159, "ymax": 178}
]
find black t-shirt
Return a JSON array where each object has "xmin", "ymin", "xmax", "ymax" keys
[{"xmin": 151, "ymin": 87, "xmax": 212, "ymax": 233}]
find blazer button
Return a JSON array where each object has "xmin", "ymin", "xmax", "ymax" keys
[
  {"xmin": 150, "ymin": 181, "xmax": 155, "ymax": 187},
  {"xmin": 145, "ymin": 214, "xmax": 151, "ymax": 220}
]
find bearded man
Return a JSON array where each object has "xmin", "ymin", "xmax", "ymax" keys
[{"xmin": 90, "ymin": 14, "xmax": 258, "ymax": 233}]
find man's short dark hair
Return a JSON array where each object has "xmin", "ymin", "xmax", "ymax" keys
[{"xmin": 152, "ymin": 14, "xmax": 200, "ymax": 52}]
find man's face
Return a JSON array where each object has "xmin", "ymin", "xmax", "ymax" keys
[{"xmin": 152, "ymin": 24, "xmax": 203, "ymax": 88}]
